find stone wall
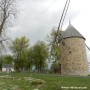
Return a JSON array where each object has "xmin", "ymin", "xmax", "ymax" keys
[{"xmin": 60, "ymin": 38, "xmax": 88, "ymax": 76}]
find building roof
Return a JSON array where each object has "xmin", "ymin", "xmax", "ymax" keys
[
  {"xmin": 61, "ymin": 24, "xmax": 85, "ymax": 40},
  {"xmin": 2, "ymin": 64, "xmax": 14, "ymax": 68}
]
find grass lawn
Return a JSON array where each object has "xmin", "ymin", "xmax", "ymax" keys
[{"xmin": 0, "ymin": 73, "xmax": 90, "ymax": 90}]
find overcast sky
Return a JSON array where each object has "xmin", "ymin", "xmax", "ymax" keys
[{"xmin": 7, "ymin": 0, "xmax": 90, "ymax": 62}]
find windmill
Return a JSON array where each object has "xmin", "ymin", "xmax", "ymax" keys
[
  {"xmin": 50, "ymin": 0, "xmax": 70, "ymax": 58},
  {"xmin": 52, "ymin": 0, "xmax": 89, "ymax": 76},
  {"xmin": 53, "ymin": 0, "xmax": 90, "ymax": 51}
]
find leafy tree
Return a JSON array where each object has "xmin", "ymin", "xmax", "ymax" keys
[
  {"xmin": 0, "ymin": 55, "xmax": 13, "ymax": 70},
  {"xmin": 32, "ymin": 41, "xmax": 49, "ymax": 72},
  {"xmin": 47, "ymin": 28, "xmax": 61, "ymax": 73},
  {"xmin": 47, "ymin": 28, "xmax": 61, "ymax": 61},
  {"xmin": 26, "ymin": 48, "xmax": 34, "ymax": 72},
  {"xmin": 51, "ymin": 61, "xmax": 61, "ymax": 73},
  {"xmin": 3, "ymin": 55, "xmax": 13, "ymax": 64},
  {"xmin": 10, "ymin": 36, "xmax": 30, "ymax": 71}
]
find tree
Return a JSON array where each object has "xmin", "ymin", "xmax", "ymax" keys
[
  {"xmin": 0, "ymin": 0, "xmax": 17, "ymax": 58},
  {"xmin": 26, "ymin": 48, "xmax": 34, "ymax": 72},
  {"xmin": 0, "ymin": 0, "xmax": 17, "ymax": 55},
  {"xmin": 10, "ymin": 36, "xmax": 30, "ymax": 71},
  {"xmin": 32, "ymin": 41, "xmax": 49, "ymax": 72},
  {"xmin": 51, "ymin": 61, "xmax": 60, "ymax": 73},
  {"xmin": 47, "ymin": 28, "xmax": 61, "ymax": 73},
  {"xmin": 0, "ymin": 0, "xmax": 16, "ymax": 36},
  {"xmin": 0, "ymin": 54, "xmax": 13, "ymax": 70},
  {"xmin": 3, "ymin": 55, "xmax": 13, "ymax": 64},
  {"xmin": 47, "ymin": 28, "xmax": 61, "ymax": 61}
]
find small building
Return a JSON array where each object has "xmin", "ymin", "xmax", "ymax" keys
[{"xmin": 2, "ymin": 64, "xmax": 14, "ymax": 73}]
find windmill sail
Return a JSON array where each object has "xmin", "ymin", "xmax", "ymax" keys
[
  {"xmin": 50, "ymin": 0, "xmax": 71, "ymax": 56},
  {"xmin": 85, "ymin": 44, "xmax": 90, "ymax": 51},
  {"xmin": 54, "ymin": 0, "xmax": 70, "ymax": 45}
]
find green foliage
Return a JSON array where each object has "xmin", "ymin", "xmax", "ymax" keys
[
  {"xmin": 47, "ymin": 29, "xmax": 61, "ymax": 61},
  {"xmin": 10, "ymin": 36, "xmax": 29, "ymax": 55},
  {"xmin": 3, "ymin": 55, "xmax": 13, "ymax": 64},
  {"xmin": 52, "ymin": 44, "xmax": 60, "ymax": 61},
  {"xmin": 0, "ymin": 55, "xmax": 13, "ymax": 70},
  {"xmin": 10, "ymin": 36, "xmax": 30, "ymax": 71},
  {"xmin": 10, "ymin": 37, "xmax": 49, "ymax": 72},
  {"xmin": 32, "ymin": 41, "xmax": 49, "ymax": 72},
  {"xmin": 26, "ymin": 48, "xmax": 34, "ymax": 71},
  {"xmin": 51, "ymin": 61, "xmax": 60, "ymax": 73}
]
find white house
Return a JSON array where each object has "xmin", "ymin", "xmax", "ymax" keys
[{"xmin": 2, "ymin": 64, "xmax": 14, "ymax": 73}]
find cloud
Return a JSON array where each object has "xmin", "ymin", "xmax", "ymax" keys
[
  {"xmin": 87, "ymin": 49, "xmax": 90, "ymax": 62},
  {"xmin": 6, "ymin": 0, "xmax": 90, "ymax": 62},
  {"xmin": 8, "ymin": 0, "xmax": 80, "ymax": 45}
]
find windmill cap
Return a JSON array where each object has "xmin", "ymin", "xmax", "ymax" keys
[{"xmin": 61, "ymin": 24, "xmax": 85, "ymax": 40}]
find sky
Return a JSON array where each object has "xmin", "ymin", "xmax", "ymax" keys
[{"xmin": 7, "ymin": 0, "xmax": 90, "ymax": 62}]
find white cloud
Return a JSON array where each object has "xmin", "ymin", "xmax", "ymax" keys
[{"xmin": 8, "ymin": 0, "xmax": 90, "ymax": 61}]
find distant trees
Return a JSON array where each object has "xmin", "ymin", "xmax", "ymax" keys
[
  {"xmin": 0, "ymin": 28, "xmax": 61, "ymax": 73},
  {"xmin": 51, "ymin": 61, "xmax": 60, "ymax": 73},
  {"xmin": 10, "ymin": 36, "xmax": 30, "ymax": 71},
  {"xmin": 10, "ymin": 37, "xmax": 49, "ymax": 72},
  {"xmin": 3, "ymin": 55, "xmax": 13, "ymax": 64},
  {"xmin": 26, "ymin": 48, "xmax": 34, "ymax": 72},
  {"xmin": 32, "ymin": 41, "xmax": 49, "ymax": 72},
  {"xmin": 0, "ymin": 54, "xmax": 13, "ymax": 70}
]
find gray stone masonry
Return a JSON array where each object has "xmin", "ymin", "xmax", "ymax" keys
[{"xmin": 60, "ymin": 38, "xmax": 88, "ymax": 76}]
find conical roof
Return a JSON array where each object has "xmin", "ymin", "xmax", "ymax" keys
[{"xmin": 61, "ymin": 24, "xmax": 85, "ymax": 40}]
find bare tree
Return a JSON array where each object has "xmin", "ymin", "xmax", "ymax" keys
[
  {"xmin": 0, "ymin": 0, "xmax": 16, "ymax": 39},
  {"xmin": 0, "ymin": 0, "xmax": 17, "ymax": 53}
]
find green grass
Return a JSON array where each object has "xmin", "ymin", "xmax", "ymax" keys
[
  {"xmin": 32, "ymin": 74, "xmax": 90, "ymax": 90},
  {"xmin": 0, "ymin": 73, "xmax": 90, "ymax": 90}
]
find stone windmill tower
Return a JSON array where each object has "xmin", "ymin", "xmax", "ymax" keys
[
  {"xmin": 60, "ymin": 23, "xmax": 88, "ymax": 76},
  {"xmin": 53, "ymin": 0, "xmax": 89, "ymax": 76}
]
